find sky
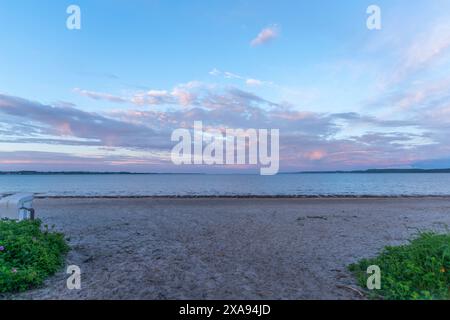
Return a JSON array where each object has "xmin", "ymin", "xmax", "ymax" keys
[{"xmin": 1, "ymin": 0, "xmax": 450, "ymax": 172}]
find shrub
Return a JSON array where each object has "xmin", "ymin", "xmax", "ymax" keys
[
  {"xmin": 349, "ymin": 232, "xmax": 450, "ymax": 300},
  {"xmin": 0, "ymin": 219, "xmax": 69, "ymax": 293}
]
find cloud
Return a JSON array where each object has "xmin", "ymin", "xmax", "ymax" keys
[
  {"xmin": 223, "ymin": 71, "xmax": 242, "ymax": 79},
  {"xmin": 74, "ymin": 81, "xmax": 276, "ymax": 109},
  {"xmin": 73, "ymin": 88, "xmax": 128, "ymax": 104},
  {"xmin": 305, "ymin": 150, "xmax": 327, "ymax": 161},
  {"xmin": 0, "ymin": 150, "xmax": 172, "ymax": 172},
  {"xmin": 359, "ymin": 19, "xmax": 450, "ymax": 161},
  {"xmin": 403, "ymin": 22, "xmax": 450, "ymax": 75},
  {"xmin": 369, "ymin": 76, "xmax": 450, "ymax": 115},
  {"xmin": 0, "ymin": 94, "xmax": 170, "ymax": 150},
  {"xmin": 209, "ymin": 68, "xmax": 221, "ymax": 76},
  {"xmin": 1, "ymin": 79, "xmax": 445, "ymax": 172},
  {"xmin": 209, "ymin": 69, "xmax": 271, "ymax": 88},
  {"xmin": 131, "ymin": 90, "xmax": 173, "ymax": 106},
  {"xmin": 74, "ymin": 82, "xmax": 203, "ymax": 107},
  {"xmin": 376, "ymin": 21, "xmax": 450, "ymax": 88},
  {"xmin": 250, "ymin": 25, "xmax": 280, "ymax": 47},
  {"xmin": 246, "ymin": 78, "xmax": 263, "ymax": 87}
]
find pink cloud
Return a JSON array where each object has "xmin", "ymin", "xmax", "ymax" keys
[
  {"xmin": 305, "ymin": 150, "xmax": 327, "ymax": 161},
  {"xmin": 73, "ymin": 88, "xmax": 127, "ymax": 103},
  {"xmin": 250, "ymin": 25, "xmax": 280, "ymax": 47}
]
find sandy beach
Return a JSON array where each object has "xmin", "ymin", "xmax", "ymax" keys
[{"xmin": 5, "ymin": 197, "xmax": 450, "ymax": 300}]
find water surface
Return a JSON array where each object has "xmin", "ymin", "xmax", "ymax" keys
[{"xmin": 1, "ymin": 173, "xmax": 450, "ymax": 197}]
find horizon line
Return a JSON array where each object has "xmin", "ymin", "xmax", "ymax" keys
[{"xmin": 2, "ymin": 168, "xmax": 450, "ymax": 175}]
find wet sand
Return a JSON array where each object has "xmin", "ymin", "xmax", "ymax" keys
[{"xmin": 6, "ymin": 197, "xmax": 450, "ymax": 300}]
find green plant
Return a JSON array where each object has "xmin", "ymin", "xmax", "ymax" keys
[
  {"xmin": 349, "ymin": 232, "xmax": 450, "ymax": 300},
  {"xmin": 0, "ymin": 219, "xmax": 69, "ymax": 293}
]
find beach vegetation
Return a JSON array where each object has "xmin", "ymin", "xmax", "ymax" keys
[
  {"xmin": 0, "ymin": 219, "xmax": 69, "ymax": 293},
  {"xmin": 349, "ymin": 232, "xmax": 450, "ymax": 300}
]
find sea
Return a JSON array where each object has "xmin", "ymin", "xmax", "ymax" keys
[{"xmin": 1, "ymin": 173, "xmax": 450, "ymax": 197}]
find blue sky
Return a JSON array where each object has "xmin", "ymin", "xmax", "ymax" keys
[{"xmin": 1, "ymin": 0, "xmax": 450, "ymax": 172}]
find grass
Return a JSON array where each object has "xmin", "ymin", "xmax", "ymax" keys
[
  {"xmin": 349, "ymin": 232, "xmax": 450, "ymax": 300},
  {"xmin": 0, "ymin": 219, "xmax": 69, "ymax": 293}
]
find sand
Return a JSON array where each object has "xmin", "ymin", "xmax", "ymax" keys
[{"xmin": 4, "ymin": 197, "xmax": 450, "ymax": 300}]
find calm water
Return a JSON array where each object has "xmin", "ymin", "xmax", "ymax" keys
[{"xmin": 1, "ymin": 173, "xmax": 450, "ymax": 197}]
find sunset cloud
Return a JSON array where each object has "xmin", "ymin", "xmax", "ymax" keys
[
  {"xmin": 0, "ymin": 94, "xmax": 169, "ymax": 150},
  {"xmin": 73, "ymin": 88, "xmax": 128, "ymax": 104},
  {"xmin": 250, "ymin": 25, "xmax": 280, "ymax": 47},
  {"xmin": 1, "ymin": 82, "xmax": 436, "ymax": 172}
]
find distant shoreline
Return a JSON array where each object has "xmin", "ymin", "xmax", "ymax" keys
[
  {"xmin": 31, "ymin": 194, "xmax": 450, "ymax": 199},
  {"xmin": 2, "ymin": 169, "xmax": 450, "ymax": 175}
]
